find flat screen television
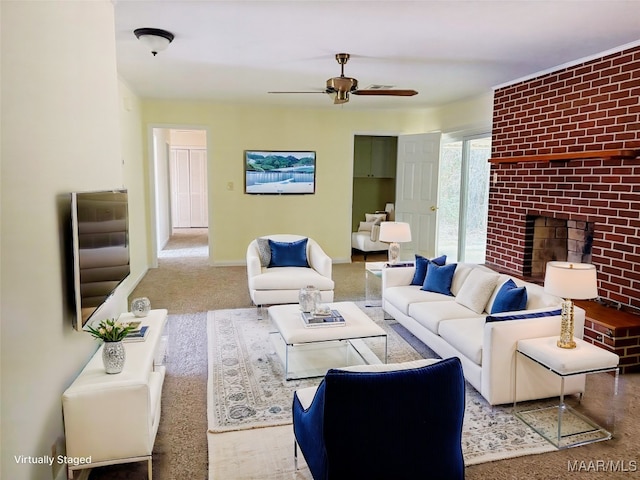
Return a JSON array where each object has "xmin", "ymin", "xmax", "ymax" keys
[
  {"xmin": 70, "ymin": 189, "xmax": 130, "ymax": 330},
  {"xmin": 244, "ymin": 150, "xmax": 316, "ymax": 194}
]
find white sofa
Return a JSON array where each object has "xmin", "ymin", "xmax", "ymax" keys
[
  {"xmin": 382, "ymin": 263, "xmax": 586, "ymax": 405},
  {"xmin": 247, "ymin": 234, "xmax": 335, "ymax": 306}
]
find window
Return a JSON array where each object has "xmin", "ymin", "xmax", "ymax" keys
[{"xmin": 437, "ymin": 135, "xmax": 491, "ymax": 263}]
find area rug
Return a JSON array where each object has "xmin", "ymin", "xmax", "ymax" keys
[
  {"xmin": 206, "ymin": 303, "xmax": 422, "ymax": 433},
  {"xmin": 207, "ymin": 303, "xmax": 557, "ymax": 468}
]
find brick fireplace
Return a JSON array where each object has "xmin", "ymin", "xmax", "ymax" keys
[
  {"xmin": 485, "ymin": 45, "xmax": 640, "ymax": 371},
  {"xmin": 486, "ymin": 44, "xmax": 640, "ymax": 311},
  {"xmin": 525, "ymin": 216, "xmax": 594, "ymax": 279}
]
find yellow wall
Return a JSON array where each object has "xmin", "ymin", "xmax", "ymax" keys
[
  {"xmin": 119, "ymin": 79, "xmax": 151, "ymax": 287},
  {"xmin": 1, "ymin": 1, "xmax": 111, "ymax": 478},
  {"xmin": 1, "ymin": 3, "xmax": 150, "ymax": 479},
  {"xmin": 142, "ymin": 101, "xmax": 440, "ymax": 263}
]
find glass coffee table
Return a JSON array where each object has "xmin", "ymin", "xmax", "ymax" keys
[{"xmin": 268, "ymin": 301, "xmax": 388, "ymax": 380}]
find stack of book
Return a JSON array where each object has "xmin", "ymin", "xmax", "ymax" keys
[
  {"xmin": 385, "ymin": 261, "xmax": 415, "ymax": 268},
  {"xmin": 301, "ymin": 310, "xmax": 346, "ymax": 328},
  {"xmin": 124, "ymin": 322, "xmax": 149, "ymax": 342}
]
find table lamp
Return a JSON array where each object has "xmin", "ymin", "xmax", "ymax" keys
[
  {"xmin": 379, "ymin": 221, "xmax": 412, "ymax": 265},
  {"xmin": 543, "ymin": 261, "xmax": 598, "ymax": 349}
]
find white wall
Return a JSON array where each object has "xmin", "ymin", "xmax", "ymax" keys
[
  {"xmin": 435, "ymin": 92, "xmax": 494, "ymax": 135},
  {"xmin": 0, "ymin": 2, "xmax": 146, "ymax": 479}
]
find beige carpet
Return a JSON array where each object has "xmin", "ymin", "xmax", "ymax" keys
[
  {"xmin": 206, "ymin": 305, "xmax": 567, "ymax": 479},
  {"xmin": 90, "ymin": 230, "xmax": 640, "ymax": 480}
]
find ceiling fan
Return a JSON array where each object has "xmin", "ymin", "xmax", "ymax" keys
[{"xmin": 268, "ymin": 53, "xmax": 418, "ymax": 104}]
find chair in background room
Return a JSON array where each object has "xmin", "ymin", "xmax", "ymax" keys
[
  {"xmin": 292, "ymin": 357, "xmax": 466, "ymax": 480},
  {"xmin": 351, "ymin": 208, "xmax": 392, "ymax": 260}
]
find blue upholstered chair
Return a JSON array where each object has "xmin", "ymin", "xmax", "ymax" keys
[{"xmin": 292, "ymin": 357, "xmax": 466, "ymax": 480}]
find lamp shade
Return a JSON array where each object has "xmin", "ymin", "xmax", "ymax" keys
[
  {"xmin": 544, "ymin": 261, "xmax": 598, "ymax": 299},
  {"xmin": 379, "ymin": 222, "xmax": 412, "ymax": 243}
]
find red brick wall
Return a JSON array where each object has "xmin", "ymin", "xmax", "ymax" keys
[
  {"xmin": 492, "ymin": 46, "xmax": 640, "ymax": 157},
  {"xmin": 486, "ymin": 46, "xmax": 640, "ymax": 310}
]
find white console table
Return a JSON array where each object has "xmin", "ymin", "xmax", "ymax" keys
[{"xmin": 62, "ymin": 309, "xmax": 168, "ymax": 479}]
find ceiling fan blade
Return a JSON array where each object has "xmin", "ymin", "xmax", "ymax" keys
[
  {"xmin": 352, "ymin": 89, "xmax": 418, "ymax": 96},
  {"xmin": 268, "ymin": 91, "xmax": 328, "ymax": 94}
]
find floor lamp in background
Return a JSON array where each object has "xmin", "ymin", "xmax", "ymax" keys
[{"xmin": 379, "ymin": 222, "xmax": 412, "ymax": 265}]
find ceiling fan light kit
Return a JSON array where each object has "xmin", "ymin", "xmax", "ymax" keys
[
  {"xmin": 134, "ymin": 28, "xmax": 174, "ymax": 56},
  {"xmin": 269, "ymin": 52, "xmax": 419, "ymax": 104}
]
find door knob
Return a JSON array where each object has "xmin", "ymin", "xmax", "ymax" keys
[{"xmin": 430, "ymin": 205, "xmax": 438, "ymax": 211}]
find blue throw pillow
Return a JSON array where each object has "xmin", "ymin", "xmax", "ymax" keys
[
  {"xmin": 421, "ymin": 263, "xmax": 457, "ymax": 295},
  {"xmin": 411, "ymin": 254, "xmax": 447, "ymax": 286},
  {"xmin": 490, "ymin": 279, "xmax": 528, "ymax": 314},
  {"xmin": 486, "ymin": 308, "xmax": 561, "ymax": 322},
  {"xmin": 268, "ymin": 238, "xmax": 309, "ymax": 267}
]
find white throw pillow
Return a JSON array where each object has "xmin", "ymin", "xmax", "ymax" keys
[
  {"xmin": 358, "ymin": 221, "xmax": 375, "ymax": 232},
  {"xmin": 365, "ymin": 213, "xmax": 387, "ymax": 223},
  {"xmin": 455, "ymin": 268, "xmax": 499, "ymax": 314}
]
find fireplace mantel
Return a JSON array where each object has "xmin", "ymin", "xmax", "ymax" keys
[{"xmin": 488, "ymin": 149, "xmax": 639, "ymax": 165}]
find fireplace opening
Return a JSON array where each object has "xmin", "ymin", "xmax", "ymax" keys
[{"xmin": 523, "ymin": 215, "xmax": 594, "ymax": 280}]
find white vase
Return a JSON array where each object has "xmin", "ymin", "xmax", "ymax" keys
[{"xmin": 102, "ymin": 341, "xmax": 125, "ymax": 374}]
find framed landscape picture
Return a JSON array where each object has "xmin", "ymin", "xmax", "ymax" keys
[{"xmin": 244, "ymin": 150, "xmax": 316, "ymax": 195}]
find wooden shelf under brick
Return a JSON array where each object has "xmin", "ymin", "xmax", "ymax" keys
[
  {"xmin": 574, "ymin": 300, "xmax": 640, "ymax": 374},
  {"xmin": 488, "ymin": 149, "xmax": 639, "ymax": 164}
]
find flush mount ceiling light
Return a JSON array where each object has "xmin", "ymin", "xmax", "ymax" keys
[{"xmin": 134, "ymin": 28, "xmax": 174, "ymax": 56}]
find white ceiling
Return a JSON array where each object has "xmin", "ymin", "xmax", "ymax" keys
[{"xmin": 114, "ymin": 1, "xmax": 640, "ymax": 110}]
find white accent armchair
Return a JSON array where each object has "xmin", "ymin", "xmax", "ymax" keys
[
  {"xmin": 247, "ymin": 234, "xmax": 335, "ymax": 307},
  {"xmin": 351, "ymin": 212, "xmax": 390, "ymax": 260}
]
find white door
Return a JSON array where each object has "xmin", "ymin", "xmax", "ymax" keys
[
  {"xmin": 170, "ymin": 148, "xmax": 208, "ymax": 228},
  {"xmin": 395, "ymin": 133, "xmax": 441, "ymax": 258},
  {"xmin": 172, "ymin": 149, "xmax": 192, "ymax": 228},
  {"xmin": 188, "ymin": 149, "xmax": 208, "ymax": 227}
]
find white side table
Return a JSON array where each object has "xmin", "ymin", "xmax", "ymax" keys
[
  {"xmin": 365, "ymin": 261, "xmax": 385, "ymax": 307},
  {"xmin": 514, "ymin": 336, "xmax": 619, "ymax": 449}
]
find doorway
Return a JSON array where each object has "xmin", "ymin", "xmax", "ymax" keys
[
  {"xmin": 437, "ymin": 134, "xmax": 491, "ymax": 263},
  {"xmin": 351, "ymin": 135, "xmax": 397, "ymax": 232},
  {"xmin": 152, "ymin": 127, "xmax": 209, "ymax": 261}
]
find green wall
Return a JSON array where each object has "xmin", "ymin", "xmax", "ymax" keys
[{"xmin": 351, "ymin": 178, "xmax": 396, "ymax": 231}]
